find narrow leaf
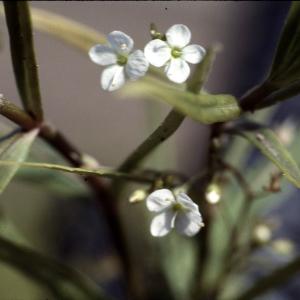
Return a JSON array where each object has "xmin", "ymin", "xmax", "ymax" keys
[
  {"xmin": 229, "ymin": 120, "xmax": 300, "ymax": 188},
  {"xmin": 23, "ymin": 6, "xmax": 106, "ymax": 53},
  {"xmin": 256, "ymin": 80, "xmax": 300, "ymax": 109},
  {"xmin": 4, "ymin": 2, "xmax": 43, "ymax": 120},
  {"xmin": 240, "ymin": 2, "xmax": 300, "ymax": 111},
  {"xmin": 269, "ymin": 2, "xmax": 300, "ymax": 85},
  {"xmin": 123, "ymin": 77, "xmax": 240, "ymax": 124},
  {"xmin": 0, "ymin": 128, "xmax": 38, "ymax": 193}
]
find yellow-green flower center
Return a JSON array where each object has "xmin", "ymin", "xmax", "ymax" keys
[
  {"xmin": 172, "ymin": 202, "xmax": 184, "ymax": 212},
  {"xmin": 171, "ymin": 47, "xmax": 182, "ymax": 58},
  {"xmin": 117, "ymin": 55, "xmax": 128, "ymax": 66}
]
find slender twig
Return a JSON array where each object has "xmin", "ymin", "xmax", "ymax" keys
[
  {"xmin": 118, "ymin": 109, "xmax": 184, "ymax": 173},
  {"xmin": 0, "ymin": 98, "xmax": 37, "ymax": 130},
  {"xmin": 0, "ymin": 160, "xmax": 154, "ymax": 183}
]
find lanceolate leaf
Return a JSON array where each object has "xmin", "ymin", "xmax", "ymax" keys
[
  {"xmin": 230, "ymin": 120, "xmax": 300, "ymax": 188},
  {"xmin": 269, "ymin": 2, "xmax": 300, "ymax": 85},
  {"xmin": 4, "ymin": 2, "xmax": 43, "ymax": 120},
  {"xmin": 0, "ymin": 128, "xmax": 38, "ymax": 193},
  {"xmin": 257, "ymin": 80, "xmax": 300, "ymax": 109},
  {"xmin": 123, "ymin": 78, "xmax": 240, "ymax": 125},
  {"xmin": 240, "ymin": 2, "xmax": 300, "ymax": 111}
]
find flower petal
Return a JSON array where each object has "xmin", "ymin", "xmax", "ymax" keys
[
  {"xmin": 175, "ymin": 211, "xmax": 204, "ymax": 237},
  {"xmin": 144, "ymin": 39, "xmax": 171, "ymax": 67},
  {"xmin": 146, "ymin": 189, "xmax": 175, "ymax": 212},
  {"xmin": 176, "ymin": 193, "xmax": 199, "ymax": 212},
  {"xmin": 125, "ymin": 50, "xmax": 149, "ymax": 80},
  {"xmin": 107, "ymin": 31, "xmax": 134, "ymax": 54},
  {"xmin": 150, "ymin": 210, "xmax": 176, "ymax": 237},
  {"xmin": 182, "ymin": 44, "xmax": 206, "ymax": 64},
  {"xmin": 166, "ymin": 24, "xmax": 191, "ymax": 48},
  {"xmin": 89, "ymin": 45, "xmax": 117, "ymax": 66},
  {"xmin": 101, "ymin": 65, "xmax": 125, "ymax": 91},
  {"xmin": 165, "ymin": 58, "xmax": 190, "ymax": 83}
]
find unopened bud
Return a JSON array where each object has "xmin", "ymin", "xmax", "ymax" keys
[
  {"xmin": 205, "ymin": 184, "xmax": 221, "ymax": 204},
  {"xmin": 275, "ymin": 119, "xmax": 296, "ymax": 146},
  {"xmin": 252, "ymin": 224, "xmax": 272, "ymax": 244},
  {"xmin": 271, "ymin": 239, "xmax": 294, "ymax": 256},
  {"xmin": 81, "ymin": 153, "xmax": 100, "ymax": 169},
  {"xmin": 129, "ymin": 189, "xmax": 147, "ymax": 204}
]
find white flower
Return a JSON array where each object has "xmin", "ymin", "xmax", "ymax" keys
[
  {"xmin": 89, "ymin": 31, "xmax": 149, "ymax": 91},
  {"xmin": 144, "ymin": 24, "xmax": 206, "ymax": 83},
  {"xmin": 146, "ymin": 189, "xmax": 204, "ymax": 237}
]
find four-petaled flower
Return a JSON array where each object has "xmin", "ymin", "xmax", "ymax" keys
[
  {"xmin": 146, "ymin": 189, "xmax": 204, "ymax": 237},
  {"xmin": 144, "ymin": 24, "xmax": 206, "ymax": 83},
  {"xmin": 89, "ymin": 31, "xmax": 149, "ymax": 91}
]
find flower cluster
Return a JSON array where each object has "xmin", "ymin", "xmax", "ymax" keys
[
  {"xmin": 89, "ymin": 24, "xmax": 206, "ymax": 91},
  {"xmin": 146, "ymin": 189, "xmax": 204, "ymax": 237}
]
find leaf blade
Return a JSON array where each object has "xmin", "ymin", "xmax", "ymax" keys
[
  {"xmin": 4, "ymin": 2, "xmax": 43, "ymax": 120},
  {"xmin": 0, "ymin": 128, "xmax": 39, "ymax": 193},
  {"xmin": 240, "ymin": 2, "xmax": 300, "ymax": 111},
  {"xmin": 123, "ymin": 78, "xmax": 240, "ymax": 124},
  {"xmin": 230, "ymin": 120, "xmax": 300, "ymax": 188}
]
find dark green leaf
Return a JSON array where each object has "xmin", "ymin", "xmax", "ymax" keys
[
  {"xmin": 0, "ymin": 128, "xmax": 38, "ymax": 193},
  {"xmin": 4, "ymin": 2, "xmax": 43, "ymax": 120},
  {"xmin": 240, "ymin": 2, "xmax": 300, "ymax": 111},
  {"xmin": 123, "ymin": 78, "xmax": 240, "ymax": 124},
  {"xmin": 254, "ymin": 80, "xmax": 300, "ymax": 109},
  {"xmin": 269, "ymin": 2, "xmax": 300, "ymax": 86},
  {"xmin": 230, "ymin": 120, "xmax": 300, "ymax": 188}
]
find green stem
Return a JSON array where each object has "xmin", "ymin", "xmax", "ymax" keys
[
  {"xmin": 0, "ymin": 160, "xmax": 153, "ymax": 183},
  {"xmin": 118, "ymin": 47, "xmax": 218, "ymax": 174},
  {"xmin": 118, "ymin": 109, "xmax": 184, "ymax": 173},
  {"xmin": 0, "ymin": 98, "xmax": 37, "ymax": 129}
]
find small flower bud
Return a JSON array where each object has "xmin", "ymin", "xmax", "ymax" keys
[
  {"xmin": 129, "ymin": 189, "xmax": 147, "ymax": 204},
  {"xmin": 275, "ymin": 119, "xmax": 296, "ymax": 146},
  {"xmin": 81, "ymin": 153, "xmax": 100, "ymax": 169},
  {"xmin": 252, "ymin": 224, "xmax": 272, "ymax": 244},
  {"xmin": 205, "ymin": 184, "xmax": 221, "ymax": 204},
  {"xmin": 271, "ymin": 239, "xmax": 295, "ymax": 256}
]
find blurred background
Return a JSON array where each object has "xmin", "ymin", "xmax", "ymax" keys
[{"xmin": 0, "ymin": 1, "xmax": 298, "ymax": 300}]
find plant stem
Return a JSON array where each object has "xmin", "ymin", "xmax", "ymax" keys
[
  {"xmin": 118, "ymin": 47, "xmax": 218, "ymax": 174},
  {"xmin": 118, "ymin": 109, "xmax": 184, "ymax": 173},
  {"xmin": 0, "ymin": 160, "xmax": 154, "ymax": 183},
  {"xmin": 0, "ymin": 98, "xmax": 37, "ymax": 129}
]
